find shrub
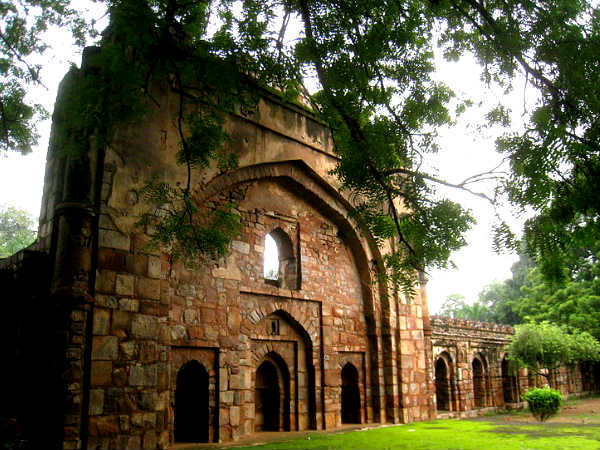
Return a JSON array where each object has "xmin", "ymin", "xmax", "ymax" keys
[{"xmin": 521, "ymin": 387, "xmax": 562, "ymax": 421}]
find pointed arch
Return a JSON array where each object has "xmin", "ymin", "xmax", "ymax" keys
[
  {"xmin": 201, "ymin": 161, "xmax": 385, "ymax": 422},
  {"xmin": 341, "ymin": 362, "xmax": 361, "ymax": 424},
  {"xmin": 255, "ymin": 352, "xmax": 291, "ymax": 431},
  {"xmin": 472, "ymin": 354, "xmax": 487, "ymax": 408},
  {"xmin": 175, "ymin": 360, "xmax": 209, "ymax": 442},
  {"xmin": 264, "ymin": 227, "xmax": 298, "ymax": 289},
  {"xmin": 435, "ymin": 353, "xmax": 453, "ymax": 412}
]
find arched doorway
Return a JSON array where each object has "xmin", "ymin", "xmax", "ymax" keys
[
  {"xmin": 175, "ymin": 360, "xmax": 209, "ymax": 442},
  {"xmin": 502, "ymin": 356, "xmax": 518, "ymax": 403},
  {"xmin": 341, "ymin": 363, "xmax": 361, "ymax": 424},
  {"xmin": 472, "ymin": 357, "xmax": 486, "ymax": 408},
  {"xmin": 435, "ymin": 357, "xmax": 450, "ymax": 411},
  {"xmin": 255, "ymin": 355, "xmax": 291, "ymax": 432}
]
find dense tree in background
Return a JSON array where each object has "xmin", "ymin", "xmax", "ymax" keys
[
  {"xmin": 438, "ymin": 293, "xmax": 494, "ymax": 322},
  {"xmin": 513, "ymin": 251, "xmax": 600, "ymax": 339},
  {"xmin": 0, "ymin": 205, "xmax": 36, "ymax": 257},
  {"xmin": 506, "ymin": 322, "xmax": 600, "ymax": 388},
  {"xmin": 2, "ymin": 0, "xmax": 599, "ymax": 294}
]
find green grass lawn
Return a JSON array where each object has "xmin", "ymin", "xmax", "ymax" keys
[{"xmin": 232, "ymin": 418, "xmax": 600, "ymax": 450}]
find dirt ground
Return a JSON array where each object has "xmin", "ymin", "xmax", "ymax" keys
[{"xmin": 489, "ymin": 395, "xmax": 600, "ymax": 425}]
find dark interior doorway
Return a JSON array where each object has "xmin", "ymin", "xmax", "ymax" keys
[
  {"xmin": 255, "ymin": 361, "xmax": 280, "ymax": 431},
  {"xmin": 175, "ymin": 360, "xmax": 209, "ymax": 442},
  {"xmin": 502, "ymin": 357, "xmax": 518, "ymax": 403},
  {"xmin": 341, "ymin": 363, "xmax": 361, "ymax": 424},
  {"xmin": 435, "ymin": 358, "xmax": 450, "ymax": 411},
  {"xmin": 472, "ymin": 358, "xmax": 486, "ymax": 408}
]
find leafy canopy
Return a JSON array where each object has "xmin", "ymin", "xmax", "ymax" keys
[
  {"xmin": 506, "ymin": 322, "xmax": 600, "ymax": 386},
  {"xmin": 3, "ymin": 0, "xmax": 600, "ymax": 294},
  {"xmin": 0, "ymin": 205, "xmax": 37, "ymax": 257}
]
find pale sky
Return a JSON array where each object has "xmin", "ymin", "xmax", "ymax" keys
[{"xmin": 0, "ymin": 7, "xmax": 533, "ymax": 313}]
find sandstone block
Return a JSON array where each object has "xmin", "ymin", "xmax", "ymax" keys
[
  {"xmin": 119, "ymin": 297, "xmax": 139, "ymax": 312},
  {"xmin": 138, "ymin": 391, "xmax": 158, "ymax": 411},
  {"xmin": 132, "ymin": 314, "xmax": 159, "ymax": 339},
  {"xmin": 96, "ymin": 270, "xmax": 116, "ymax": 294},
  {"xmin": 92, "ymin": 336, "xmax": 118, "ymax": 360},
  {"xmin": 183, "ymin": 309, "xmax": 197, "ymax": 323},
  {"xmin": 119, "ymin": 415, "xmax": 129, "ymax": 433},
  {"xmin": 89, "ymin": 389, "xmax": 104, "ymax": 416},
  {"xmin": 100, "ymin": 229, "xmax": 130, "ymax": 251},
  {"xmin": 231, "ymin": 240, "xmax": 250, "ymax": 254},
  {"xmin": 148, "ymin": 256, "xmax": 161, "ymax": 279},
  {"xmin": 129, "ymin": 365, "xmax": 145, "ymax": 386},
  {"xmin": 220, "ymin": 390, "xmax": 233, "ymax": 404},
  {"xmin": 116, "ymin": 274, "xmax": 134, "ymax": 296},
  {"xmin": 93, "ymin": 308, "xmax": 110, "ymax": 335},
  {"xmin": 124, "ymin": 254, "xmax": 147, "ymax": 277},
  {"xmin": 143, "ymin": 430, "xmax": 157, "ymax": 450},
  {"xmin": 137, "ymin": 277, "xmax": 161, "ymax": 300},
  {"xmin": 126, "ymin": 436, "xmax": 141, "ymax": 450},
  {"xmin": 91, "ymin": 361, "xmax": 112, "ymax": 386},
  {"xmin": 96, "ymin": 294, "xmax": 118, "ymax": 309},
  {"xmin": 230, "ymin": 406, "xmax": 240, "ymax": 426}
]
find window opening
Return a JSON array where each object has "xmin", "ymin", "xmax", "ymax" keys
[
  {"xmin": 264, "ymin": 234, "xmax": 279, "ymax": 280},
  {"xmin": 269, "ymin": 319, "xmax": 280, "ymax": 336},
  {"xmin": 263, "ymin": 228, "xmax": 299, "ymax": 289}
]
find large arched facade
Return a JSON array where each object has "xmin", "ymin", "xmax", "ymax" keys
[{"xmin": 15, "ymin": 64, "xmax": 435, "ymax": 449}]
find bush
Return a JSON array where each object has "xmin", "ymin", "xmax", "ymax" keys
[{"xmin": 522, "ymin": 387, "xmax": 562, "ymax": 421}]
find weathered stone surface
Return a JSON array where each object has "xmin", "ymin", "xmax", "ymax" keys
[
  {"xmin": 100, "ymin": 229, "xmax": 131, "ymax": 251},
  {"xmin": 131, "ymin": 315, "xmax": 159, "ymax": 339},
  {"xmin": 147, "ymin": 256, "xmax": 162, "ymax": 279},
  {"xmin": 137, "ymin": 277, "xmax": 161, "ymax": 300},
  {"xmin": 89, "ymin": 389, "xmax": 104, "ymax": 416},
  {"xmin": 27, "ymin": 76, "xmax": 579, "ymax": 450},
  {"xmin": 92, "ymin": 336, "xmax": 119, "ymax": 360},
  {"xmin": 91, "ymin": 361, "xmax": 113, "ymax": 386},
  {"xmin": 93, "ymin": 308, "xmax": 111, "ymax": 335},
  {"xmin": 116, "ymin": 274, "xmax": 134, "ymax": 296}
]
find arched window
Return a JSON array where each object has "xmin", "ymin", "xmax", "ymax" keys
[{"xmin": 263, "ymin": 228, "xmax": 299, "ymax": 289}]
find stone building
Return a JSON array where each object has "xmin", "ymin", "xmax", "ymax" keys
[
  {"xmin": 1, "ymin": 50, "xmax": 598, "ymax": 450},
  {"xmin": 430, "ymin": 316, "xmax": 600, "ymax": 418}
]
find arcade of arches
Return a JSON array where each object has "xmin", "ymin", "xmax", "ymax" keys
[
  {"xmin": 431, "ymin": 316, "xmax": 600, "ymax": 417},
  {"xmin": 4, "ymin": 65, "xmax": 600, "ymax": 450}
]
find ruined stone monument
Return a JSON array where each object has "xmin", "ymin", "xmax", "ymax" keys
[{"xmin": 1, "ymin": 47, "xmax": 598, "ymax": 450}]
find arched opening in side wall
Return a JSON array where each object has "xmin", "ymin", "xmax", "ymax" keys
[
  {"xmin": 255, "ymin": 354, "xmax": 291, "ymax": 431},
  {"xmin": 472, "ymin": 357, "xmax": 486, "ymax": 408},
  {"xmin": 264, "ymin": 227, "xmax": 298, "ymax": 289},
  {"xmin": 341, "ymin": 363, "xmax": 361, "ymax": 424},
  {"xmin": 175, "ymin": 360, "xmax": 209, "ymax": 442},
  {"xmin": 435, "ymin": 357, "xmax": 451, "ymax": 411},
  {"xmin": 502, "ymin": 356, "xmax": 519, "ymax": 403}
]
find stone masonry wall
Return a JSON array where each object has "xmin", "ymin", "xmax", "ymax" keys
[{"xmin": 16, "ymin": 50, "xmax": 435, "ymax": 449}]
